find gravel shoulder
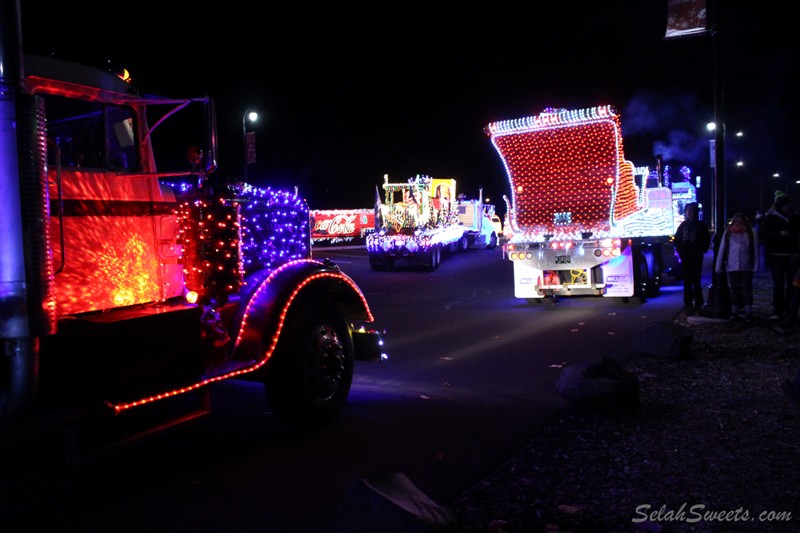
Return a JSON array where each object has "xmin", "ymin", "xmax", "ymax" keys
[{"xmin": 448, "ymin": 270, "xmax": 800, "ymax": 533}]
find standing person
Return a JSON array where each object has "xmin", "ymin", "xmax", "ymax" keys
[
  {"xmin": 674, "ymin": 202, "xmax": 711, "ymax": 315},
  {"xmin": 715, "ymin": 213, "xmax": 758, "ymax": 321},
  {"xmin": 752, "ymin": 209, "xmax": 766, "ymax": 272},
  {"xmin": 773, "ymin": 252, "xmax": 800, "ymax": 334},
  {"xmin": 758, "ymin": 190, "xmax": 799, "ymax": 320}
]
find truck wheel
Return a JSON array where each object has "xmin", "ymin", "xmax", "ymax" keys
[
  {"xmin": 369, "ymin": 254, "xmax": 384, "ymax": 271},
  {"xmin": 645, "ymin": 248, "xmax": 663, "ymax": 297},
  {"xmin": 486, "ymin": 232, "xmax": 498, "ymax": 250},
  {"xmin": 264, "ymin": 300, "xmax": 354, "ymax": 429},
  {"xmin": 423, "ymin": 244, "xmax": 440, "ymax": 271},
  {"xmin": 369, "ymin": 255, "xmax": 393, "ymax": 271},
  {"xmin": 458, "ymin": 236, "xmax": 469, "ymax": 252},
  {"xmin": 632, "ymin": 252, "xmax": 649, "ymax": 303}
]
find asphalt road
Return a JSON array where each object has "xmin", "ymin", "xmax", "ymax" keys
[{"xmin": 0, "ymin": 245, "xmax": 686, "ymax": 533}]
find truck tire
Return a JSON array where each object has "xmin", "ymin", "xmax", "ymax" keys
[
  {"xmin": 264, "ymin": 299, "xmax": 354, "ymax": 429},
  {"xmin": 645, "ymin": 248, "xmax": 663, "ymax": 297},
  {"xmin": 486, "ymin": 232, "xmax": 498, "ymax": 250},
  {"xmin": 368, "ymin": 254, "xmax": 383, "ymax": 271},
  {"xmin": 632, "ymin": 251, "xmax": 649, "ymax": 303},
  {"xmin": 422, "ymin": 244, "xmax": 440, "ymax": 271},
  {"xmin": 458, "ymin": 235, "xmax": 469, "ymax": 252},
  {"xmin": 369, "ymin": 255, "xmax": 394, "ymax": 271}
]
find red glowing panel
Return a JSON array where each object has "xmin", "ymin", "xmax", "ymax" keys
[
  {"xmin": 50, "ymin": 170, "xmax": 183, "ymax": 315},
  {"xmin": 52, "ymin": 219, "xmax": 162, "ymax": 314},
  {"xmin": 491, "ymin": 110, "xmax": 639, "ymax": 234}
]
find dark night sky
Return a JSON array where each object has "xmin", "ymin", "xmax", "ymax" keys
[{"xmin": 17, "ymin": 2, "xmax": 797, "ymax": 216}]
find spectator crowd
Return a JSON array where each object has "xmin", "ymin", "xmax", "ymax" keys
[{"xmin": 683, "ymin": 189, "xmax": 800, "ymax": 332}]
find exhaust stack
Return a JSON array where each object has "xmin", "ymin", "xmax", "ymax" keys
[{"xmin": 0, "ymin": 0, "xmax": 37, "ymax": 419}]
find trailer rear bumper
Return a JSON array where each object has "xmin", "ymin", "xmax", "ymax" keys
[{"xmin": 507, "ymin": 242, "xmax": 636, "ymax": 299}]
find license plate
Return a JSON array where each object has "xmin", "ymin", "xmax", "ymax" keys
[{"xmin": 555, "ymin": 255, "xmax": 571, "ymax": 264}]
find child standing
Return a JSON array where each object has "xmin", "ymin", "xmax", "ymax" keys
[{"xmin": 715, "ymin": 212, "xmax": 758, "ymax": 321}]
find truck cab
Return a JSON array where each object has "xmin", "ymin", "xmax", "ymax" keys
[
  {"xmin": 455, "ymin": 191, "xmax": 499, "ymax": 250},
  {"xmin": 1, "ymin": 44, "xmax": 383, "ymax": 457}
]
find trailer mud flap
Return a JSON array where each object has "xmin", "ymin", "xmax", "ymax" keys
[
  {"xmin": 512, "ymin": 261, "xmax": 544, "ymax": 299},
  {"xmin": 602, "ymin": 246, "xmax": 634, "ymax": 297}
]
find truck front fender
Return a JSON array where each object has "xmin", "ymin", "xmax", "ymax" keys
[
  {"xmin": 230, "ymin": 258, "xmax": 374, "ymax": 369},
  {"xmin": 110, "ymin": 259, "xmax": 377, "ymax": 413}
]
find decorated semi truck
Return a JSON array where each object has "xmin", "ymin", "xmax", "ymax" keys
[
  {"xmin": 456, "ymin": 189, "xmax": 500, "ymax": 250},
  {"xmin": 0, "ymin": 8, "xmax": 383, "ymax": 458},
  {"xmin": 487, "ymin": 106, "xmax": 676, "ymax": 302},
  {"xmin": 366, "ymin": 174, "xmax": 497, "ymax": 271}
]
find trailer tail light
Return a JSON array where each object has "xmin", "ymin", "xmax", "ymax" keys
[
  {"xmin": 509, "ymin": 250, "xmax": 533, "ymax": 261},
  {"xmin": 549, "ymin": 240, "xmax": 573, "ymax": 250},
  {"xmin": 594, "ymin": 238, "xmax": 622, "ymax": 257}
]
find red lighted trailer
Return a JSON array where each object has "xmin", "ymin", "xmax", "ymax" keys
[{"xmin": 488, "ymin": 106, "xmax": 679, "ymax": 302}]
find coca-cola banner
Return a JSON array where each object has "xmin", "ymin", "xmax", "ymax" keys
[{"xmin": 310, "ymin": 209, "xmax": 375, "ymax": 245}]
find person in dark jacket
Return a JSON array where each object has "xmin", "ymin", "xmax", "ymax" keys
[
  {"xmin": 674, "ymin": 202, "xmax": 711, "ymax": 314},
  {"xmin": 758, "ymin": 190, "xmax": 800, "ymax": 320},
  {"xmin": 772, "ymin": 252, "xmax": 800, "ymax": 334}
]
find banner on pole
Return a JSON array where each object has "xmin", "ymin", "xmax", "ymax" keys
[{"xmin": 665, "ymin": 0, "xmax": 707, "ymax": 40}]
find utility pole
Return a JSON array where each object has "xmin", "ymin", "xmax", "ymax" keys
[{"xmin": 702, "ymin": 3, "xmax": 732, "ymax": 319}]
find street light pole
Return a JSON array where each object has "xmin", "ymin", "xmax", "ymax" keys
[
  {"xmin": 702, "ymin": 16, "xmax": 731, "ymax": 319},
  {"xmin": 242, "ymin": 109, "xmax": 258, "ymax": 181}
]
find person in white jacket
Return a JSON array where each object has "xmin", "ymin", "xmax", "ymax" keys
[{"xmin": 715, "ymin": 212, "xmax": 759, "ymax": 321}]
